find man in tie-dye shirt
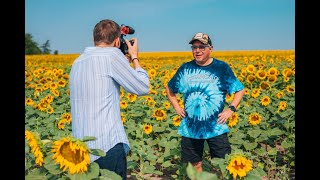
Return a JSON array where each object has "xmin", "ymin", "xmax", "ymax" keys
[{"xmin": 165, "ymin": 32, "xmax": 244, "ymax": 172}]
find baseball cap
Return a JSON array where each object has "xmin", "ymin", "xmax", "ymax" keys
[{"xmin": 189, "ymin": 32, "xmax": 212, "ymax": 46}]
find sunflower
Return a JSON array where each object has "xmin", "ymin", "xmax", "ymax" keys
[
  {"xmin": 267, "ymin": 67, "xmax": 279, "ymax": 76},
  {"xmin": 227, "ymin": 155, "xmax": 253, "ymax": 179},
  {"xmin": 54, "ymin": 72, "xmax": 63, "ymax": 79},
  {"xmin": 121, "ymin": 112, "xmax": 126, "ymax": 124},
  {"xmin": 46, "ymin": 105, "xmax": 54, "ymax": 114},
  {"xmin": 50, "ymin": 82, "xmax": 58, "ymax": 90},
  {"xmin": 148, "ymin": 69, "xmax": 157, "ymax": 78},
  {"xmin": 163, "ymin": 78, "xmax": 169, "ymax": 87},
  {"xmin": 33, "ymin": 70, "xmax": 40, "ymax": 77},
  {"xmin": 38, "ymin": 102, "xmax": 47, "ymax": 112},
  {"xmin": 251, "ymin": 89, "xmax": 260, "ymax": 98},
  {"xmin": 143, "ymin": 124, "xmax": 153, "ymax": 135},
  {"xmin": 67, "ymin": 89, "xmax": 70, "ymax": 96},
  {"xmin": 286, "ymin": 85, "xmax": 295, "ymax": 93},
  {"xmin": 46, "ymin": 77, "xmax": 53, "ymax": 82},
  {"xmin": 45, "ymin": 94, "xmax": 54, "ymax": 104},
  {"xmin": 278, "ymin": 101, "xmax": 287, "ymax": 111},
  {"xmin": 58, "ymin": 80, "xmax": 67, "ymax": 87},
  {"xmin": 283, "ymin": 76, "xmax": 290, "ymax": 82},
  {"xmin": 26, "ymin": 98, "xmax": 34, "ymax": 106},
  {"xmin": 248, "ymin": 113, "xmax": 262, "ymax": 125},
  {"xmin": 255, "ymin": 69, "xmax": 267, "ymax": 80},
  {"xmin": 267, "ymin": 75, "xmax": 277, "ymax": 83},
  {"xmin": 153, "ymin": 108, "xmax": 167, "ymax": 121},
  {"xmin": 162, "ymin": 89, "xmax": 167, "ymax": 96},
  {"xmin": 43, "ymin": 84, "xmax": 49, "ymax": 90},
  {"xmin": 144, "ymin": 96, "xmax": 153, "ymax": 102},
  {"xmin": 148, "ymin": 100, "xmax": 156, "ymax": 108},
  {"xmin": 259, "ymin": 81, "xmax": 271, "ymax": 91},
  {"xmin": 282, "ymin": 68, "xmax": 294, "ymax": 77},
  {"xmin": 126, "ymin": 93, "xmax": 137, "ymax": 102},
  {"xmin": 25, "ymin": 130, "xmax": 44, "ymax": 166},
  {"xmin": 57, "ymin": 69, "xmax": 64, "ymax": 75},
  {"xmin": 246, "ymin": 75, "xmax": 256, "ymax": 84},
  {"xmin": 62, "ymin": 113, "xmax": 72, "ymax": 123},
  {"xmin": 51, "ymin": 137, "xmax": 90, "ymax": 174},
  {"xmin": 260, "ymin": 96, "xmax": 271, "ymax": 106},
  {"xmin": 149, "ymin": 89, "xmax": 158, "ymax": 95},
  {"xmin": 228, "ymin": 113, "xmax": 239, "ymax": 128},
  {"xmin": 244, "ymin": 88, "xmax": 250, "ymax": 95},
  {"xmin": 45, "ymin": 70, "xmax": 53, "ymax": 76},
  {"xmin": 153, "ymin": 64, "xmax": 161, "ymax": 69},
  {"xmin": 58, "ymin": 119, "xmax": 68, "ymax": 129},
  {"xmin": 51, "ymin": 89, "xmax": 60, "ymax": 97},
  {"xmin": 120, "ymin": 89, "xmax": 124, "ymax": 98},
  {"xmin": 34, "ymin": 87, "xmax": 43, "ymax": 97},
  {"xmin": 163, "ymin": 101, "xmax": 171, "ymax": 109},
  {"xmin": 25, "ymin": 70, "xmax": 30, "ymax": 77},
  {"xmin": 237, "ymin": 76, "xmax": 244, "ymax": 82},
  {"xmin": 240, "ymin": 69, "xmax": 247, "ymax": 78},
  {"xmin": 276, "ymin": 91, "xmax": 284, "ymax": 99},
  {"xmin": 63, "ymin": 74, "xmax": 70, "ymax": 79},
  {"xmin": 176, "ymin": 96, "xmax": 183, "ymax": 105},
  {"xmin": 120, "ymin": 101, "xmax": 128, "ymax": 109},
  {"xmin": 246, "ymin": 64, "xmax": 256, "ymax": 74},
  {"xmin": 226, "ymin": 93, "xmax": 234, "ymax": 103},
  {"xmin": 259, "ymin": 63, "xmax": 265, "ymax": 70},
  {"xmin": 39, "ymin": 78, "xmax": 47, "ymax": 85},
  {"xmin": 172, "ymin": 116, "xmax": 181, "ymax": 126}
]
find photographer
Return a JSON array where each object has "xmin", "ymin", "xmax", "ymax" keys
[{"xmin": 69, "ymin": 19, "xmax": 150, "ymax": 179}]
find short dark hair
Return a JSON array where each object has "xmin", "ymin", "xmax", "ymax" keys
[{"xmin": 93, "ymin": 19, "xmax": 120, "ymax": 45}]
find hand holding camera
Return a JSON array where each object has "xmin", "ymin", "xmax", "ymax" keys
[
  {"xmin": 119, "ymin": 24, "xmax": 139, "ymax": 63},
  {"xmin": 125, "ymin": 38, "xmax": 138, "ymax": 63}
]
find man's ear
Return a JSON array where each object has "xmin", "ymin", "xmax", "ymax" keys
[{"xmin": 114, "ymin": 37, "xmax": 120, "ymax": 48}]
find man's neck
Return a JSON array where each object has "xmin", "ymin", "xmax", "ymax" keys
[
  {"xmin": 95, "ymin": 43, "xmax": 113, "ymax": 47},
  {"xmin": 196, "ymin": 58, "xmax": 213, "ymax": 66}
]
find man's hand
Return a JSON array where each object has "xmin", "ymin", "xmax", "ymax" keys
[
  {"xmin": 174, "ymin": 105, "xmax": 186, "ymax": 118},
  {"xmin": 217, "ymin": 108, "xmax": 233, "ymax": 124},
  {"xmin": 126, "ymin": 38, "xmax": 138, "ymax": 61}
]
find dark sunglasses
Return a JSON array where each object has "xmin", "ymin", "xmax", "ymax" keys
[{"xmin": 191, "ymin": 45, "xmax": 211, "ymax": 51}]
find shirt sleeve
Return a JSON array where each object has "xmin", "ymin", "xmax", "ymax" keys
[
  {"xmin": 225, "ymin": 64, "xmax": 244, "ymax": 95},
  {"xmin": 110, "ymin": 49, "xmax": 150, "ymax": 95},
  {"xmin": 167, "ymin": 65, "xmax": 184, "ymax": 94}
]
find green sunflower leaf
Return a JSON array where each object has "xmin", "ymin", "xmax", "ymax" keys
[
  {"xmin": 89, "ymin": 148, "xmax": 106, "ymax": 157},
  {"xmin": 44, "ymin": 153, "xmax": 61, "ymax": 175},
  {"xmin": 25, "ymin": 174, "xmax": 47, "ymax": 180},
  {"xmin": 82, "ymin": 136, "xmax": 97, "ymax": 142},
  {"xmin": 99, "ymin": 168, "xmax": 122, "ymax": 180}
]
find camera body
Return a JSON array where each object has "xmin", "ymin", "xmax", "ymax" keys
[{"xmin": 119, "ymin": 24, "xmax": 135, "ymax": 55}]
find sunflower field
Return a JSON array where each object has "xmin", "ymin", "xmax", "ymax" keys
[{"xmin": 25, "ymin": 50, "xmax": 295, "ymax": 180}]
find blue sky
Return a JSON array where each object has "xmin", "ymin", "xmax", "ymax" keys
[{"xmin": 25, "ymin": 0, "xmax": 295, "ymax": 54}]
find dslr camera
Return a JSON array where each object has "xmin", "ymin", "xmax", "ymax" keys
[{"xmin": 119, "ymin": 24, "xmax": 135, "ymax": 55}]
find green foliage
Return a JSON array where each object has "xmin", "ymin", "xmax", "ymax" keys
[
  {"xmin": 25, "ymin": 33, "xmax": 42, "ymax": 55},
  {"xmin": 25, "ymin": 33, "xmax": 55, "ymax": 54},
  {"xmin": 40, "ymin": 40, "xmax": 51, "ymax": 54},
  {"xmin": 25, "ymin": 51, "xmax": 295, "ymax": 179}
]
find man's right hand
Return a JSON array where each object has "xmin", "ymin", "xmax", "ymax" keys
[
  {"xmin": 126, "ymin": 38, "xmax": 138, "ymax": 60},
  {"xmin": 174, "ymin": 106, "xmax": 186, "ymax": 118}
]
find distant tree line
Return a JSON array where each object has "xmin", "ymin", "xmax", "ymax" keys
[{"xmin": 25, "ymin": 33, "xmax": 59, "ymax": 55}]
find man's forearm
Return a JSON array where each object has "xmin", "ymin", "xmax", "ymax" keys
[
  {"xmin": 230, "ymin": 89, "xmax": 245, "ymax": 107},
  {"xmin": 165, "ymin": 86, "xmax": 180, "ymax": 108}
]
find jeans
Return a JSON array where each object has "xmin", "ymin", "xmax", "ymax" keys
[{"xmin": 94, "ymin": 143, "xmax": 127, "ymax": 180}]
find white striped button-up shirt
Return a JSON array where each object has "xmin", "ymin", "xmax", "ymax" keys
[{"xmin": 70, "ymin": 47, "xmax": 150, "ymax": 162}]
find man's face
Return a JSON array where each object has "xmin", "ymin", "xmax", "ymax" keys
[{"xmin": 191, "ymin": 41, "xmax": 212, "ymax": 64}]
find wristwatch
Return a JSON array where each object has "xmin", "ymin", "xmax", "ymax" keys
[{"xmin": 229, "ymin": 105, "xmax": 236, "ymax": 112}]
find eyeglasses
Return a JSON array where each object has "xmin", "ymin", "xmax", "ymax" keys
[{"xmin": 191, "ymin": 45, "xmax": 210, "ymax": 51}]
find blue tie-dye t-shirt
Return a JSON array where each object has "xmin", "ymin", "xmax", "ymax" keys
[{"xmin": 167, "ymin": 58, "xmax": 244, "ymax": 139}]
